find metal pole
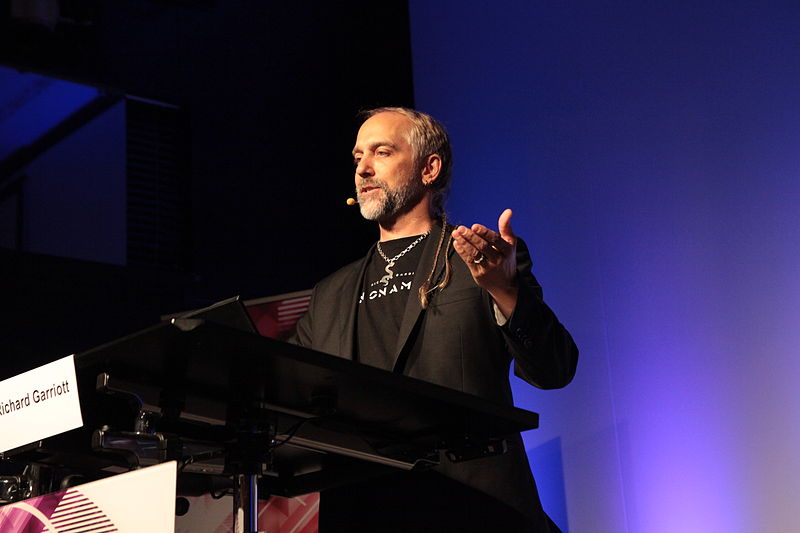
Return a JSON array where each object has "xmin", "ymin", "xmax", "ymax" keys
[{"xmin": 233, "ymin": 473, "xmax": 263, "ymax": 533}]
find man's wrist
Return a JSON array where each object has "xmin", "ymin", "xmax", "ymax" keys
[{"xmin": 489, "ymin": 284, "xmax": 519, "ymax": 322}]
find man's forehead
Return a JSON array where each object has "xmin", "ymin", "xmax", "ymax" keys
[{"xmin": 354, "ymin": 112, "xmax": 412, "ymax": 149}]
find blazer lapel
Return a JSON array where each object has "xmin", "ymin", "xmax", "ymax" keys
[
  {"xmin": 339, "ymin": 244, "xmax": 374, "ymax": 359},
  {"xmin": 391, "ymin": 221, "xmax": 450, "ymax": 371}
]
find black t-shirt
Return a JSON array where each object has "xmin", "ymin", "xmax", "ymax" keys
[{"xmin": 356, "ymin": 233, "xmax": 428, "ymax": 370}]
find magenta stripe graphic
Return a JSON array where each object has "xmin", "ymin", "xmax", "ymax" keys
[
  {"xmin": 47, "ymin": 489, "xmax": 117, "ymax": 533},
  {"xmin": 51, "ymin": 510, "xmax": 102, "ymax": 524},
  {"xmin": 52, "ymin": 511, "xmax": 104, "ymax": 528},
  {"xmin": 65, "ymin": 525, "xmax": 117, "ymax": 533},
  {"xmin": 51, "ymin": 502, "xmax": 93, "ymax": 515},
  {"xmin": 59, "ymin": 518, "xmax": 111, "ymax": 532}
]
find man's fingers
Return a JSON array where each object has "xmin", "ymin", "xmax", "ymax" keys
[
  {"xmin": 470, "ymin": 224, "xmax": 499, "ymax": 243},
  {"xmin": 471, "ymin": 224, "xmax": 512, "ymax": 254},
  {"xmin": 452, "ymin": 226, "xmax": 494, "ymax": 261},
  {"xmin": 454, "ymin": 226, "xmax": 495, "ymax": 256},
  {"xmin": 452, "ymin": 232, "xmax": 483, "ymax": 265},
  {"xmin": 452, "ymin": 209, "xmax": 519, "ymax": 265}
]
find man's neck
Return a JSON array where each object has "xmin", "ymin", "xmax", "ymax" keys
[{"xmin": 378, "ymin": 208, "xmax": 435, "ymax": 242}]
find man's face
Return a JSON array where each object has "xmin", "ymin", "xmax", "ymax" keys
[{"xmin": 352, "ymin": 112, "xmax": 424, "ymax": 222}]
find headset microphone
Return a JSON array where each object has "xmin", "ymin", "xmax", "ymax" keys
[{"xmin": 346, "ymin": 198, "xmax": 358, "ymax": 206}]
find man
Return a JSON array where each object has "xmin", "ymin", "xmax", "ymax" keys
[{"xmin": 293, "ymin": 107, "xmax": 578, "ymax": 532}]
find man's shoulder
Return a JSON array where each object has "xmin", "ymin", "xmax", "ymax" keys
[{"xmin": 312, "ymin": 256, "xmax": 365, "ymax": 293}]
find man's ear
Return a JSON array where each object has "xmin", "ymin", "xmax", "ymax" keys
[{"xmin": 421, "ymin": 154, "xmax": 442, "ymax": 186}]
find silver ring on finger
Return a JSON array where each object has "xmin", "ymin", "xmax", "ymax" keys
[{"xmin": 473, "ymin": 253, "xmax": 486, "ymax": 264}]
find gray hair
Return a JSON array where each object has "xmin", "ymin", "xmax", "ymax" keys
[{"xmin": 359, "ymin": 107, "xmax": 453, "ymax": 216}]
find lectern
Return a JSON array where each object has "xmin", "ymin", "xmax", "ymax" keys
[{"xmin": 2, "ymin": 318, "xmax": 539, "ymax": 533}]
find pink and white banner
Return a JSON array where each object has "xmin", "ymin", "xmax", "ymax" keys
[
  {"xmin": 175, "ymin": 493, "xmax": 319, "ymax": 533},
  {"xmin": 0, "ymin": 462, "xmax": 176, "ymax": 533}
]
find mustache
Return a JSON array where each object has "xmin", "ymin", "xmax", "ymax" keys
[{"xmin": 356, "ymin": 179, "xmax": 387, "ymax": 192}]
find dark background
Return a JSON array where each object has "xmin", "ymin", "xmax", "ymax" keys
[{"xmin": 0, "ymin": 0, "xmax": 414, "ymax": 378}]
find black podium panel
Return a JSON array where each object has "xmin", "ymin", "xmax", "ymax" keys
[
  {"xmin": 0, "ymin": 317, "xmax": 539, "ymax": 499},
  {"xmin": 76, "ymin": 318, "xmax": 538, "ymax": 442},
  {"xmin": 3, "ymin": 316, "xmax": 542, "ymax": 532}
]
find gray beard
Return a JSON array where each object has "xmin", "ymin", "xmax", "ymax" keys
[{"xmin": 357, "ymin": 178, "xmax": 424, "ymax": 222}]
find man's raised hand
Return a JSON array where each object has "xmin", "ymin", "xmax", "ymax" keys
[{"xmin": 451, "ymin": 209, "xmax": 519, "ymax": 318}]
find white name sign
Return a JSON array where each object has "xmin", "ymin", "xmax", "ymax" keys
[{"xmin": 0, "ymin": 354, "xmax": 83, "ymax": 453}]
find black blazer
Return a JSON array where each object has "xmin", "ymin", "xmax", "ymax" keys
[{"xmin": 293, "ymin": 221, "xmax": 578, "ymax": 531}]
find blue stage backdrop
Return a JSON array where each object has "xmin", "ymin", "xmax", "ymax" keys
[{"xmin": 410, "ymin": 2, "xmax": 800, "ymax": 532}]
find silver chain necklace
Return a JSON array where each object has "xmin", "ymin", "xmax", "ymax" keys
[{"xmin": 376, "ymin": 230, "xmax": 431, "ymax": 286}]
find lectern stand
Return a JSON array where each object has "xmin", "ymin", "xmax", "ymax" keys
[{"xmin": 3, "ymin": 318, "xmax": 540, "ymax": 533}]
